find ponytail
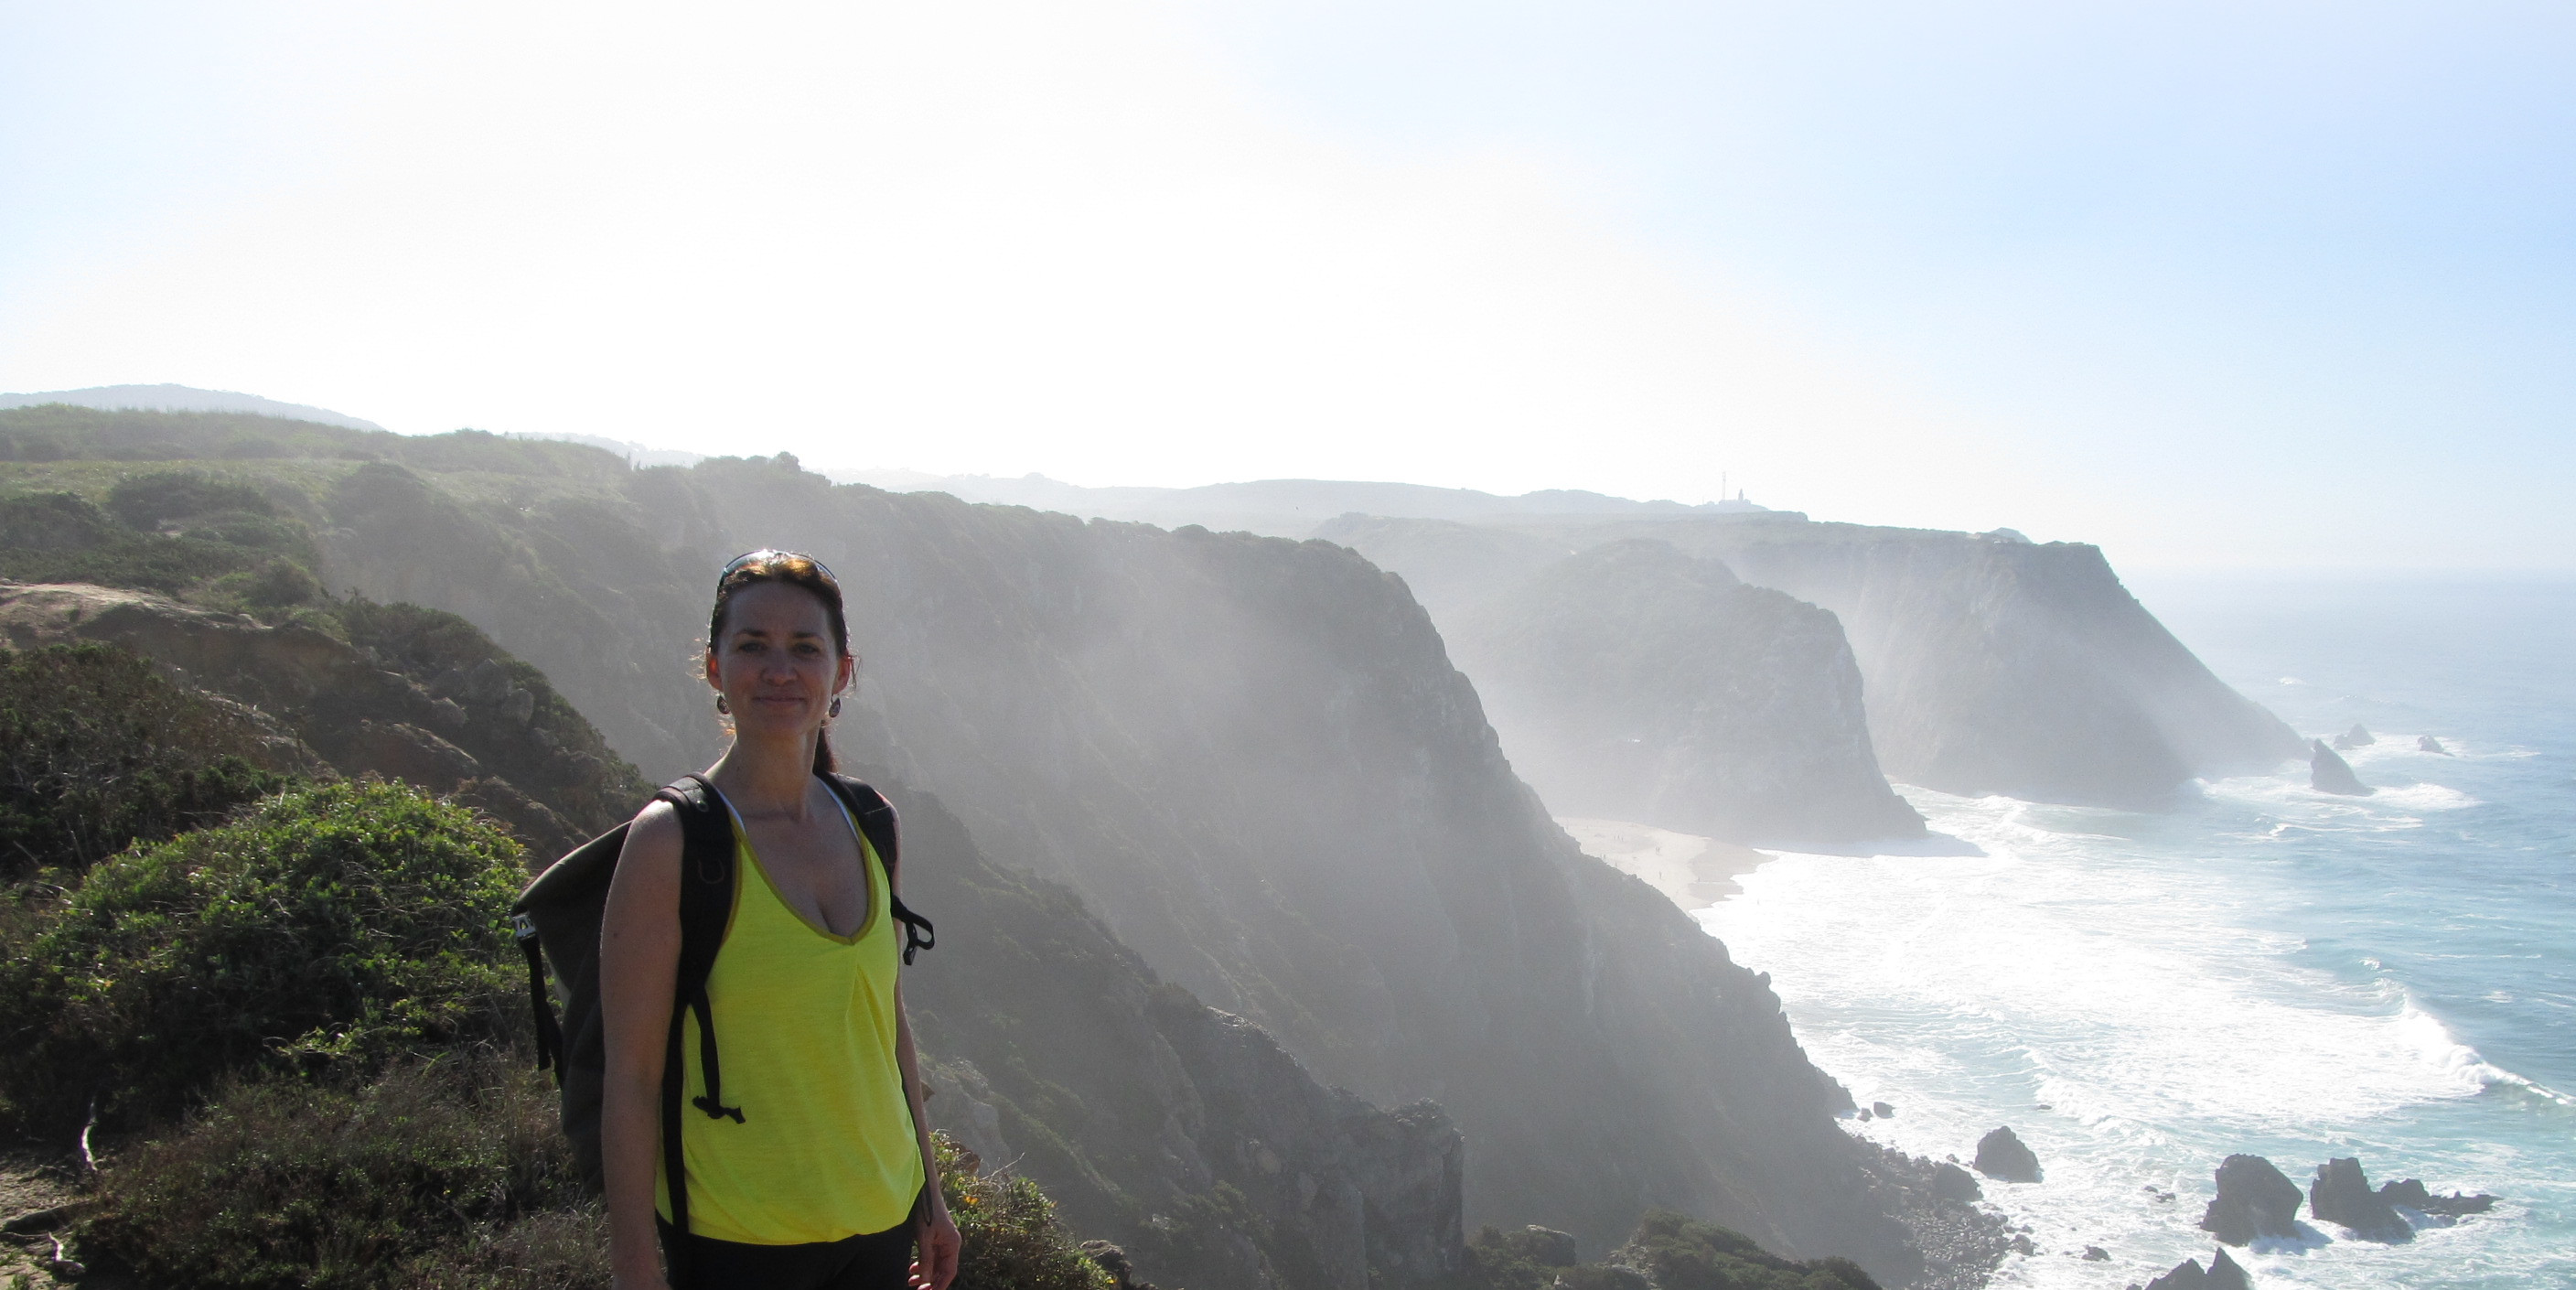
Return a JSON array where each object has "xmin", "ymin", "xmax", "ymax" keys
[{"xmin": 812, "ymin": 726, "xmax": 838, "ymax": 776}]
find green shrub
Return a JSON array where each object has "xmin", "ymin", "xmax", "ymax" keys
[
  {"xmin": 1613, "ymin": 1210, "xmax": 1878, "ymax": 1290},
  {"xmin": 84, "ymin": 1056, "xmax": 603, "ymax": 1290},
  {"xmin": 0, "ymin": 780, "xmax": 525, "ymax": 1134},
  {"xmin": 0, "ymin": 487, "xmax": 278, "ymax": 593},
  {"xmin": 0, "ymin": 643, "xmax": 298, "ymax": 881},
  {"xmin": 939, "ymin": 1134, "xmax": 1114, "ymax": 1290},
  {"xmin": 106, "ymin": 469, "xmax": 275, "ymax": 529},
  {"xmin": 208, "ymin": 555, "xmax": 325, "ymax": 608}
]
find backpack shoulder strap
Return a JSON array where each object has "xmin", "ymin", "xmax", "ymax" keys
[
  {"xmin": 655, "ymin": 773, "xmax": 741, "ymax": 1284},
  {"xmin": 823, "ymin": 775, "xmax": 935, "ymax": 965}
]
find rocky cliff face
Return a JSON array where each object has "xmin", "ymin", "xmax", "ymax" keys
[
  {"xmin": 886, "ymin": 775, "xmax": 1464, "ymax": 1290},
  {"xmin": 1332, "ymin": 513, "xmax": 2302, "ymax": 809},
  {"xmin": 6, "ymin": 418, "xmax": 1933, "ymax": 1285},
  {"xmin": 0, "ymin": 581, "xmax": 646, "ymax": 856},
  {"xmin": 299, "ymin": 455, "xmax": 1916, "ymax": 1277},
  {"xmin": 1438, "ymin": 538, "xmax": 1922, "ymax": 845}
]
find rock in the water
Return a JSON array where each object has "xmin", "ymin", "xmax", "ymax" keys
[
  {"xmin": 2379, "ymin": 1178, "xmax": 2496, "ymax": 1216},
  {"xmin": 2205, "ymin": 1248, "xmax": 2251, "ymax": 1290},
  {"xmin": 1974, "ymin": 1126, "xmax": 2041, "ymax": 1182},
  {"xmin": 1930, "ymin": 1161, "xmax": 1982, "ymax": 1203},
  {"xmin": 2145, "ymin": 1248, "xmax": 2251, "ymax": 1290},
  {"xmin": 2417, "ymin": 735, "xmax": 2450, "ymax": 755},
  {"xmin": 1856, "ymin": 1107, "xmax": 1873, "ymax": 1121},
  {"xmin": 2310, "ymin": 739, "xmax": 2374, "ymax": 795},
  {"xmin": 2311, "ymin": 1157, "xmax": 2411, "ymax": 1242},
  {"xmin": 1872, "ymin": 1101, "xmax": 1896, "ymax": 1119},
  {"xmin": 2082, "ymin": 1245, "xmax": 2109, "ymax": 1262},
  {"xmin": 2332, "ymin": 722, "xmax": 2376, "ymax": 750},
  {"xmin": 2199, "ymin": 1154, "xmax": 2302, "ymax": 1245}
]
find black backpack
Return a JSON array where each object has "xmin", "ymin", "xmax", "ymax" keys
[{"xmin": 510, "ymin": 772, "xmax": 935, "ymax": 1273}]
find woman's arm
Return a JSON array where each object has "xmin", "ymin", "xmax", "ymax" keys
[
  {"xmin": 893, "ymin": 863, "xmax": 961, "ymax": 1290},
  {"xmin": 600, "ymin": 802, "xmax": 686, "ymax": 1290}
]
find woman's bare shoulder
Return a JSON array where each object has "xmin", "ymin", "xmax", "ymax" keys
[{"xmin": 610, "ymin": 800, "xmax": 686, "ymax": 894}]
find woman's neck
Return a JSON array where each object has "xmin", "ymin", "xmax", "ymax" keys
[{"xmin": 708, "ymin": 732, "xmax": 818, "ymax": 820}]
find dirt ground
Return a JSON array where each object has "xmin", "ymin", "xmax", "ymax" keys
[{"xmin": 0, "ymin": 1156, "xmax": 86, "ymax": 1289}]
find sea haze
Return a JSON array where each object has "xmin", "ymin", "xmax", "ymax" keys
[{"xmin": 1698, "ymin": 573, "xmax": 2575, "ymax": 1288}]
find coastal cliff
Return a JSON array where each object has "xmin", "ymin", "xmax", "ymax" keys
[
  {"xmin": 885, "ymin": 777, "xmax": 1466, "ymax": 1290},
  {"xmin": 1428, "ymin": 536, "xmax": 1922, "ymax": 845},
  {"xmin": 1, "ymin": 411, "xmax": 1934, "ymax": 1285},
  {"xmin": 1331, "ymin": 513, "xmax": 2302, "ymax": 809},
  {"xmin": 650, "ymin": 465, "xmax": 1913, "ymax": 1274}
]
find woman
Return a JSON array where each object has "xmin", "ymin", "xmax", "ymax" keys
[{"xmin": 599, "ymin": 550, "xmax": 961, "ymax": 1290}]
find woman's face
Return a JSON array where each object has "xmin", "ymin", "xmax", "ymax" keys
[{"xmin": 705, "ymin": 580, "xmax": 853, "ymax": 739}]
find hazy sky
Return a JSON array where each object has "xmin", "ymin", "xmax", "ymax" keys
[{"xmin": 1, "ymin": 2, "xmax": 2567, "ymax": 567}]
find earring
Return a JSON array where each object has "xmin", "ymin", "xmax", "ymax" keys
[
  {"xmin": 829, "ymin": 695, "xmax": 843, "ymax": 718},
  {"xmin": 715, "ymin": 694, "xmax": 730, "ymax": 715}
]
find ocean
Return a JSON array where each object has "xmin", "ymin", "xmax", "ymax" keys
[{"xmin": 1694, "ymin": 573, "xmax": 2576, "ymax": 1288}]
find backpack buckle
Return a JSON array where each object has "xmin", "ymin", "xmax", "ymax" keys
[{"xmin": 511, "ymin": 912, "xmax": 539, "ymax": 942}]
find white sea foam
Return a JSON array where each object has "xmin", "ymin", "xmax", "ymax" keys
[{"xmin": 1694, "ymin": 785, "xmax": 2571, "ymax": 1287}]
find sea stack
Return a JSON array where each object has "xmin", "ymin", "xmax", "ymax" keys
[
  {"xmin": 2311, "ymin": 1157, "xmax": 2412, "ymax": 1242},
  {"xmin": 2145, "ymin": 1247, "xmax": 2252, "ymax": 1290},
  {"xmin": 2310, "ymin": 740, "xmax": 2374, "ymax": 795},
  {"xmin": 1973, "ymin": 1126, "xmax": 2042, "ymax": 1182},
  {"xmin": 2332, "ymin": 722, "xmax": 2376, "ymax": 750},
  {"xmin": 2418, "ymin": 735, "xmax": 2451, "ymax": 755},
  {"xmin": 2378, "ymin": 1177, "xmax": 2496, "ymax": 1216},
  {"xmin": 2200, "ymin": 1154, "xmax": 2302, "ymax": 1244}
]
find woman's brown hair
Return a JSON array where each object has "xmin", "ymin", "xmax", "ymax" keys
[{"xmin": 708, "ymin": 549, "xmax": 851, "ymax": 775}]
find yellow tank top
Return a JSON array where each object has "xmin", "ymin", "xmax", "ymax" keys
[{"xmin": 656, "ymin": 796, "xmax": 924, "ymax": 1243}]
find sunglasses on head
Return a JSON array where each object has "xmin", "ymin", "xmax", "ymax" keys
[{"xmin": 718, "ymin": 549, "xmax": 838, "ymax": 589}]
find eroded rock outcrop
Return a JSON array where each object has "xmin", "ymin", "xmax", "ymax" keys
[
  {"xmin": 892, "ymin": 779, "xmax": 1463, "ymax": 1290},
  {"xmin": 2145, "ymin": 1247, "xmax": 2251, "ymax": 1290},
  {"xmin": 2378, "ymin": 1178, "xmax": 2496, "ymax": 1217},
  {"xmin": 2310, "ymin": 740, "xmax": 2374, "ymax": 796},
  {"xmin": 1972, "ymin": 1128, "xmax": 2040, "ymax": 1183},
  {"xmin": 0, "ymin": 581, "xmax": 640, "ymax": 855},
  {"xmin": 2311, "ymin": 1157, "xmax": 2411, "ymax": 1242},
  {"xmin": 1441, "ymin": 539, "xmax": 1924, "ymax": 845},
  {"xmin": 1326, "ymin": 514, "xmax": 2304, "ymax": 809},
  {"xmin": 2198, "ymin": 1155, "xmax": 2301, "ymax": 1244}
]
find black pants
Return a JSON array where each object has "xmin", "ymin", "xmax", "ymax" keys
[{"xmin": 660, "ymin": 1217, "xmax": 916, "ymax": 1290}]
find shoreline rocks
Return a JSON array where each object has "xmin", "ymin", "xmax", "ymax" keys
[
  {"xmin": 2199, "ymin": 1155, "xmax": 2302, "ymax": 1245},
  {"xmin": 2331, "ymin": 723, "xmax": 2376, "ymax": 750},
  {"xmin": 2145, "ymin": 1247, "xmax": 2251, "ymax": 1290},
  {"xmin": 2310, "ymin": 739, "xmax": 2374, "ymax": 795},
  {"xmin": 2379, "ymin": 1177, "xmax": 2496, "ymax": 1217},
  {"xmin": 2311, "ymin": 1157, "xmax": 2411, "ymax": 1242},
  {"xmin": 1973, "ymin": 1127, "xmax": 2041, "ymax": 1183}
]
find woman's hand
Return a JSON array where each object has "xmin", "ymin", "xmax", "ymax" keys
[
  {"xmin": 610, "ymin": 1263, "xmax": 672, "ymax": 1290},
  {"xmin": 912, "ymin": 1205, "xmax": 962, "ymax": 1290}
]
